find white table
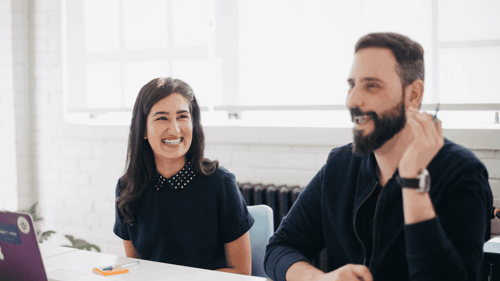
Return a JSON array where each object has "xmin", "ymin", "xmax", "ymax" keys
[
  {"xmin": 39, "ymin": 243, "xmax": 79, "ymax": 259},
  {"xmin": 41, "ymin": 245, "xmax": 270, "ymax": 281}
]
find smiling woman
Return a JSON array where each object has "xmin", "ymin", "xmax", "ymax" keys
[
  {"xmin": 145, "ymin": 92, "xmax": 194, "ymax": 175},
  {"xmin": 113, "ymin": 77, "xmax": 254, "ymax": 275}
]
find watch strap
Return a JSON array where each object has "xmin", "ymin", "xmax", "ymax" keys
[
  {"xmin": 396, "ymin": 169, "xmax": 431, "ymax": 193},
  {"xmin": 396, "ymin": 176, "xmax": 420, "ymax": 188}
]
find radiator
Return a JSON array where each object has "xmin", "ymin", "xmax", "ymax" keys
[
  {"xmin": 238, "ymin": 182, "xmax": 303, "ymax": 231},
  {"xmin": 237, "ymin": 182, "xmax": 328, "ymax": 272}
]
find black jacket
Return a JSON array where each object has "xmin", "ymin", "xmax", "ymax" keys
[{"xmin": 265, "ymin": 139, "xmax": 492, "ymax": 281}]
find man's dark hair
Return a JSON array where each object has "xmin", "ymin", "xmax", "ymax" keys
[{"xmin": 355, "ymin": 32, "xmax": 424, "ymax": 89}]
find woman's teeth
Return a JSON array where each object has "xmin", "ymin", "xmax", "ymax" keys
[
  {"xmin": 162, "ymin": 138, "xmax": 182, "ymax": 145},
  {"xmin": 354, "ymin": 116, "xmax": 370, "ymax": 125}
]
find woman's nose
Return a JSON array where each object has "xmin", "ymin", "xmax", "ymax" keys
[{"xmin": 168, "ymin": 120, "xmax": 181, "ymax": 133}]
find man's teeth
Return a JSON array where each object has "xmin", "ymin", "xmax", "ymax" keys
[
  {"xmin": 162, "ymin": 138, "xmax": 182, "ymax": 144},
  {"xmin": 354, "ymin": 116, "xmax": 369, "ymax": 125}
]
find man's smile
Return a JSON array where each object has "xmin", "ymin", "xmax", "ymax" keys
[{"xmin": 353, "ymin": 115, "xmax": 371, "ymax": 125}]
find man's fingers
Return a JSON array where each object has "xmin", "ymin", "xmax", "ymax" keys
[
  {"xmin": 326, "ymin": 264, "xmax": 373, "ymax": 281},
  {"xmin": 409, "ymin": 109, "xmax": 443, "ymax": 147},
  {"xmin": 349, "ymin": 264, "xmax": 373, "ymax": 281},
  {"xmin": 411, "ymin": 112, "xmax": 434, "ymax": 138},
  {"xmin": 407, "ymin": 114, "xmax": 425, "ymax": 141}
]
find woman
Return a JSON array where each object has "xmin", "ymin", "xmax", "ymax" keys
[{"xmin": 113, "ymin": 77, "xmax": 254, "ymax": 275}]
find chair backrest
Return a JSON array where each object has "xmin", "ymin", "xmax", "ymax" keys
[{"xmin": 247, "ymin": 205, "xmax": 274, "ymax": 278}]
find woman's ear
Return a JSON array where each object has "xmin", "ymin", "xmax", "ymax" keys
[{"xmin": 406, "ymin": 79, "xmax": 424, "ymax": 109}]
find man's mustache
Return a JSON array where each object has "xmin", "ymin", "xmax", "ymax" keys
[{"xmin": 349, "ymin": 107, "xmax": 377, "ymax": 122}]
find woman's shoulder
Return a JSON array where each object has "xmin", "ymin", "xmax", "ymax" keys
[
  {"xmin": 115, "ymin": 176, "xmax": 125, "ymax": 194},
  {"xmin": 202, "ymin": 166, "xmax": 234, "ymax": 182}
]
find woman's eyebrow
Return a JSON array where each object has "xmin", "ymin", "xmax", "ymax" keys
[
  {"xmin": 152, "ymin": 110, "xmax": 189, "ymax": 117},
  {"xmin": 152, "ymin": 111, "xmax": 169, "ymax": 117}
]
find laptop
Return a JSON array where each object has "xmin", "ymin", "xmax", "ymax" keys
[{"xmin": 0, "ymin": 211, "xmax": 56, "ymax": 281}]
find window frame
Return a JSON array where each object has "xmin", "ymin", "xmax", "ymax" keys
[{"xmin": 62, "ymin": 0, "xmax": 500, "ymax": 144}]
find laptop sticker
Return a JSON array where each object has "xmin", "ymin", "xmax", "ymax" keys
[
  {"xmin": 17, "ymin": 216, "xmax": 30, "ymax": 234},
  {"xmin": 0, "ymin": 223, "xmax": 22, "ymax": 246}
]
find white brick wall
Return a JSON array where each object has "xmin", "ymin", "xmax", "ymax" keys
[
  {"xmin": 0, "ymin": 0, "xmax": 18, "ymax": 211},
  {"xmin": 1, "ymin": 0, "xmax": 500, "ymax": 258}
]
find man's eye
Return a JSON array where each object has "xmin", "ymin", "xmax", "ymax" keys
[{"xmin": 366, "ymin": 83, "xmax": 378, "ymax": 89}]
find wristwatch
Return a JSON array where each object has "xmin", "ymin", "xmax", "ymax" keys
[{"xmin": 396, "ymin": 169, "xmax": 431, "ymax": 193}]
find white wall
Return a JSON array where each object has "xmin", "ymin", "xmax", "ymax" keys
[
  {"xmin": 1, "ymin": 0, "xmax": 500, "ymax": 257},
  {"xmin": 0, "ymin": 0, "xmax": 18, "ymax": 211}
]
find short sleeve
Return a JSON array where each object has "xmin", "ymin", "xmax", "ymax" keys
[
  {"xmin": 217, "ymin": 172, "xmax": 255, "ymax": 243},
  {"xmin": 113, "ymin": 179, "xmax": 131, "ymax": 240}
]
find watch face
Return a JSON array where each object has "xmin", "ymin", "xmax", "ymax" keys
[
  {"xmin": 424, "ymin": 173, "xmax": 431, "ymax": 192},
  {"xmin": 419, "ymin": 169, "xmax": 431, "ymax": 193}
]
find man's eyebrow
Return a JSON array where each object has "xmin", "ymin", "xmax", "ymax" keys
[
  {"xmin": 360, "ymin": 77, "xmax": 385, "ymax": 84},
  {"xmin": 347, "ymin": 77, "xmax": 385, "ymax": 84},
  {"xmin": 152, "ymin": 110, "xmax": 190, "ymax": 117}
]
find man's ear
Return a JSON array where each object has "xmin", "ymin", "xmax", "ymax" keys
[{"xmin": 406, "ymin": 79, "xmax": 424, "ymax": 109}]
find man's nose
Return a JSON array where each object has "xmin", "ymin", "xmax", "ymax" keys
[{"xmin": 346, "ymin": 85, "xmax": 364, "ymax": 109}]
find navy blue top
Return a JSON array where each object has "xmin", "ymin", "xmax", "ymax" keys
[
  {"xmin": 265, "ymin": 138, "xmax": 492, "ymax": 281},
  {"xmin": 114, "ymin": 165, "xmax": 254, "ymax": 270}
]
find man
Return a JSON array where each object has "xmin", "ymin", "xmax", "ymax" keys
[{"xmin": 264, "ymin": 32, "xmax": 492, "ymax": 281}]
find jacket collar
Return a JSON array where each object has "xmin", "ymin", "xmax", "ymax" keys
[{"xmin": 352, "ymin": 151, "xmax": 400, "ymax": 214}]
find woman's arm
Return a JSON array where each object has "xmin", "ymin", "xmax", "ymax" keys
[
  {"xmin": 123, "ymin": 239, "xmax": 140, "ymax": 258},
  {"xmin": 216, "ymin": 231, "xmax": 252, "ymax": 275}
]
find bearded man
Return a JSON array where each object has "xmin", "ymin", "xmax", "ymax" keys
[{"xmin": 264, "ymin": 32, "xmax": 492, "ymax": 281}]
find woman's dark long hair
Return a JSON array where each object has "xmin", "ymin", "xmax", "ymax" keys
[{"xmin": 117, "ymin": 77, "xmax": 219, "ymax": 224}]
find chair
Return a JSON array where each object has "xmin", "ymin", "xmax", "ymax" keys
[
  {"xmin": 248, "ymin": 204, "xmax": 274, "ymax": 278},
  {"xmin": 483, "ymin": 237, "xmax": 500, "ymax": 281}
]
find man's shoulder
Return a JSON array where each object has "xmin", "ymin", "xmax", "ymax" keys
[
  {"xmin": 321, "ymin": 143, "xmax": 368, "ymax": 176},
  {"xmin": 438, "ymin": 138, "xmax": 483, "ymax": 168},
  {"xmin": 326, "ymin": 143, "xmax": 362, "ymax": 164},
  {"xmin": 327, "ymin": 143, "xmax": 354, "ymax": 158},
  {"xmin": 430, "ymin": 138, "xmax": 490, "ymax": 187}
]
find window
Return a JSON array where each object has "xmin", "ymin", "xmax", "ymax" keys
[
  {"xmin": 65, "ymin": 0, "xmax": 223, "ymax": 111},
  {"xmin": 63, "ymin": 0, "xmax": 500, "ymax": 127}
]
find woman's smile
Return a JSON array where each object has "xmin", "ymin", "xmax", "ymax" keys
[{"xmin": 162, "ymin": 137, "xmax": 183, "ymax": 145}]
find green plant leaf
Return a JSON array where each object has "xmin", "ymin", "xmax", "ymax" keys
[
  {"xmin": 63, "ymin": 236, "xmax": 101, "ymax": 253},
  {"xmin": 40, "ymin": 231, "xmax": 56, "ymax": 242}
]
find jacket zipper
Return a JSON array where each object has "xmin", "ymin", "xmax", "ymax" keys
[
  {"xmin": 353, "ymin": 182, "xmax": 378, "ymax": 266},
  {"xmin": 368, "ymin": 183, "xmax": 385, "ymax": 271}
]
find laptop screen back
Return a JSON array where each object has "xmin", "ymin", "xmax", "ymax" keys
[{"xmin": 0, "ymin": 212, "xmax": 48, "ymax": 281}]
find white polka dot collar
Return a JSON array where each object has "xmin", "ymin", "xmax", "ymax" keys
[{"xmin": 154, "ymin": 162, "xmax": 196, "ymax": 191}]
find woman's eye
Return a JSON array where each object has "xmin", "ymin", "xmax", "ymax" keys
[
  {"xmin": 179, "ymin": 115, "xmax": 189, "ymax": 119},
  {"xmin": 156, "ymin": 116, "xmax": 168, "ymax": 121}
]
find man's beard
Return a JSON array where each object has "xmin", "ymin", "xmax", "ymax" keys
[{"xmin": 351, "ymin": 97, "xmax": 406, "ymax": 156}]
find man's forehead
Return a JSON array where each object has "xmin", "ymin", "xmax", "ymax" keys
[{"xmin": 349, "ymin": 47, "xmax": 398, "ymax": 80}]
